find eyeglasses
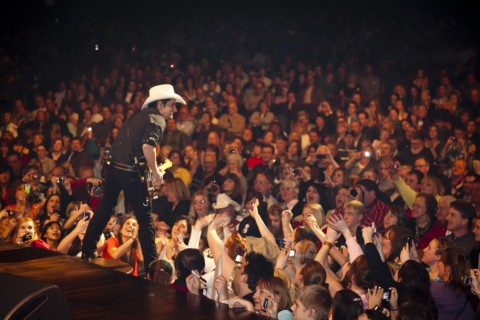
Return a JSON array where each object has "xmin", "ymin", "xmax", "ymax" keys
[
  {"xmin": 280, "ymin": 187, "xmax": 295, "ymax": 192},
  {"xmin": 254, "ymin": 180, "xmax": 268, "ymax": 185},
  {"xmin": 193, "ymin": 200, "xmax": 206, "ymax": 204}
]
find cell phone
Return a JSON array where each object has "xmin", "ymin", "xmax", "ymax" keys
[
  {"xmin": 406, "ymin": 237, "xmax": 414, "ymax": 249},
  {"xmin": 262, "ymin": 298, "xmax": 269, "ymax": 310},
  {"xmin": 191, "ymin": 270, "xmax": 207, "ymax": 286},
  {"xmin": 289, "ymin": 249, "xmax": 295, "ymax": 257},
  {"xmin": 84, "ymin": 212, "xmax": 91, "ymax": 221},
  {"xmin": 382, "ymin": 290, "xmax": 390, "ymax": 301}
]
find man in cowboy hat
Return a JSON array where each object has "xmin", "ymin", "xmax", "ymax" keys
[
  {"xmin": 82, "ymin": 84, "xmax": 185, "ymax": 273},
  {"xmin": 212, "ymin": 193, "xmax": 241, "ymax": 229}
]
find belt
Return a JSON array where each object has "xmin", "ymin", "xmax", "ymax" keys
[{"xmin": 111, "ymin": 161, "xmax": 137, "ymax": 172}]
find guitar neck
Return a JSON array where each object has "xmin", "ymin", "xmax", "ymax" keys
[{"xmin": 159, "ymin": 159, "xmax": 172, "ymax": 171}]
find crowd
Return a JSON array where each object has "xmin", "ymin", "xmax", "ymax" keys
[{"xmin": 1, "ymin": 3, "xmax": 480, "ymax": 320}]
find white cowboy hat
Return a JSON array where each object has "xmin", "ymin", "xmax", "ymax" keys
[
  {"xmin": 212, "ymin": 193, "xmax": 241, "ymax": 211},
  {"xmin": 141, "ymin": 84, "xmax": 186, "ymax": 110}
]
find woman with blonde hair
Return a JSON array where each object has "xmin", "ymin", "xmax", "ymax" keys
[
  {"xmin": 188, "ymin": 189, "xmax": 212, "ymax": 222},
  {"xmin": 294, "ymin": 203, "xmax": 325, "ymax": 230},
  {"xmin": 221, "ymin": 152, "xmax": 247, "ymax": 199}
]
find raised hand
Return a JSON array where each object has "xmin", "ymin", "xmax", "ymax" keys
[
  {"xmin": 367, "ymin": 286, "xmax": 384, "ymax": 310},
  {"xmin": 281, "ymin": 210, "xmax": 293, "ymax": 223},
  {"xmin": 327, "ymin": 213, "xmax": 348, "ymax": 234},
  {"xmin": 275, "ymin": 248, "xmax": 289, "ymax": 270},
  {"xmin": 325, "ymin": 226, "xmax": 339, "ymax": 243},
  {"xmin": 304, "ymin": 214, "xmax": 318, "ymax": 229},
  {"xmin": 214, "ymin": 275, "xmax": 228, "ymax": 301},
  {"xmin": 186, "ymin": 273, "xmax": 201, "ymax": 295}
]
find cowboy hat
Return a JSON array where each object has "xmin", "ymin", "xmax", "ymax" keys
[
  {"xmin": 212, "ymin": 193, "xmax": 241, "ymax": 211},
  {"xmin": 141, "ymin": 84, "xmax": 186, "ymax": 110}
]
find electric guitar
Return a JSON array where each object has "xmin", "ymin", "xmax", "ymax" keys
[{"xmin": 140, "ymin": 159, "xmax": 172, "ymax": 199}]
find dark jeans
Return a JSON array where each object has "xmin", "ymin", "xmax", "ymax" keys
[{"xmin": 82, "ymin": 166, "xmax": 157, "ymax": 272}]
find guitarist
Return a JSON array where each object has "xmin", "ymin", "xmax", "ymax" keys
[{"xmin": 82, "ymin": 84, "xmax": 185, "ymax": 275}]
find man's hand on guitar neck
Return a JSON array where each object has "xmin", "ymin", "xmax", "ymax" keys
[{"xmin": 152, "ymin": 158, "xmax": 172, "ymax": 186}]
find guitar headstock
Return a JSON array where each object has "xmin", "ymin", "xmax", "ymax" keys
[{"xmin": 159, "ymin": 158, "xmax": 173, "ymax": 171}]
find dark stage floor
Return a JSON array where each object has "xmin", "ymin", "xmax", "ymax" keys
[{"xmin": 0, "ymin": 243, "xmax": 261, "ymax": 319}]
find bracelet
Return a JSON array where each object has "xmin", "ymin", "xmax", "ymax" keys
[
  {"xmin": 323, "ymin": 241, "xmax": 333, "ymax": 249},
  {"xmin": 390, "ymin": 306, "xmax": 399, "ymax": 311}
]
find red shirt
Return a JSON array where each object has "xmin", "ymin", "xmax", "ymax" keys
[{"xmin": 102, "ymin": 237, "xmax": 139, "ymax": 276}]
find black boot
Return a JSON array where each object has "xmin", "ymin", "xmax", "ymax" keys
[{"xmin": 80, "ymin": 252, "xmax": 96, "ymax": 262}]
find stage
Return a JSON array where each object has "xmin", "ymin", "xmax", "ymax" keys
[{"xmin": 0, "ymin": 243, "xmax": 261, "ymax": 319}]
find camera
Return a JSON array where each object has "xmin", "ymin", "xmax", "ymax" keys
[
  {"xmin": 289, "ymin": 249, "xmax": 295, "ymax": 257},
  {"xmin": 272, "ymin": 157, "xmax": 281, "ymax": 167},
  {"xmin": 84, "ymin": 211, "xmax": 91, "ymax": 221},
  {"xmin": 229, "ymin": 149, "xmax": 236, "ymax": 154},
  {"xmin": 363, "ymin": 150, "xmax": 371, "ymax": 158},
  {"xmin": 350, "ymin": 188, "xmax": 358, "ymax": 197},
  {"xmin": 21, "ymin": 233, "xmax": 32, "ymax": 242},
  {"xmin": 103, "ymin": 230, "xmax": 115, "ymax": 240},
  {"xmin": 462, "ymin": 275, "xmax": 472, "ymax": 286},
  {"xmin": 208, "ymin": 180, "xmax": 218, "ymax": 193},
  {"xmin": 56, "ymin": 177, "xmax": 65, "ymax": 185},
  {"xmin": 7, "ymin": 209, "xmax": 16, "ymax": 217},
  {"xmin": 275, "ymin": 238, "xmax": 286, "ymax": 248},
  {"xmin": 316, "ymin": 154, "xmax": 327, "ymax": 160},
  {"xmin": 28, "ymin": 190, "xmax": 42, "ymax": 203},
  {"xmin": 462, "ymin": 271, "xmax": 479, "ymax": 286},
  {"xmin": 292, "ymin": 168, "xmax": 300, "ymax": 176},
  {"xmin": 451, "ymin": 136, "xmax": 457, "ymax": 142},
  {"xmin": 92, "ymin": 184, "xmax": 103, "ymax": 195}
]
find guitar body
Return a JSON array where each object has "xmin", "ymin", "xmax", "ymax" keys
[{"xmin": 139, "ymin": 159, "xmax": 172, "ymax": 199}]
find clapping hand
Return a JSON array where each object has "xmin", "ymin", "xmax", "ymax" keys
[{"xmin": 327, "ymin": 213, "xmax": 349, "ymax": 235}]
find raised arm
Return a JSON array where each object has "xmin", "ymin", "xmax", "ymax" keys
[
  {"xmin": 249, "ymin": 200, "xmax": 275, "ymax": 245},
  {"xmin": 327, "ymin": 214, "xmax": 363, "ymax": 263},
  {"xmin": 206, "ymin": 214, "xmax": 235, "ymax": 280},
  {"xmin": 57, "ymin": 216, "xmax": 89, "ymax": 254},
  {"xmin": 281, "ymin": 210, "xmax": 294, "ymax": 240},
  {"xmin": 314, "ymin": 226, "xmax": 343, "ymax": 297}
]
